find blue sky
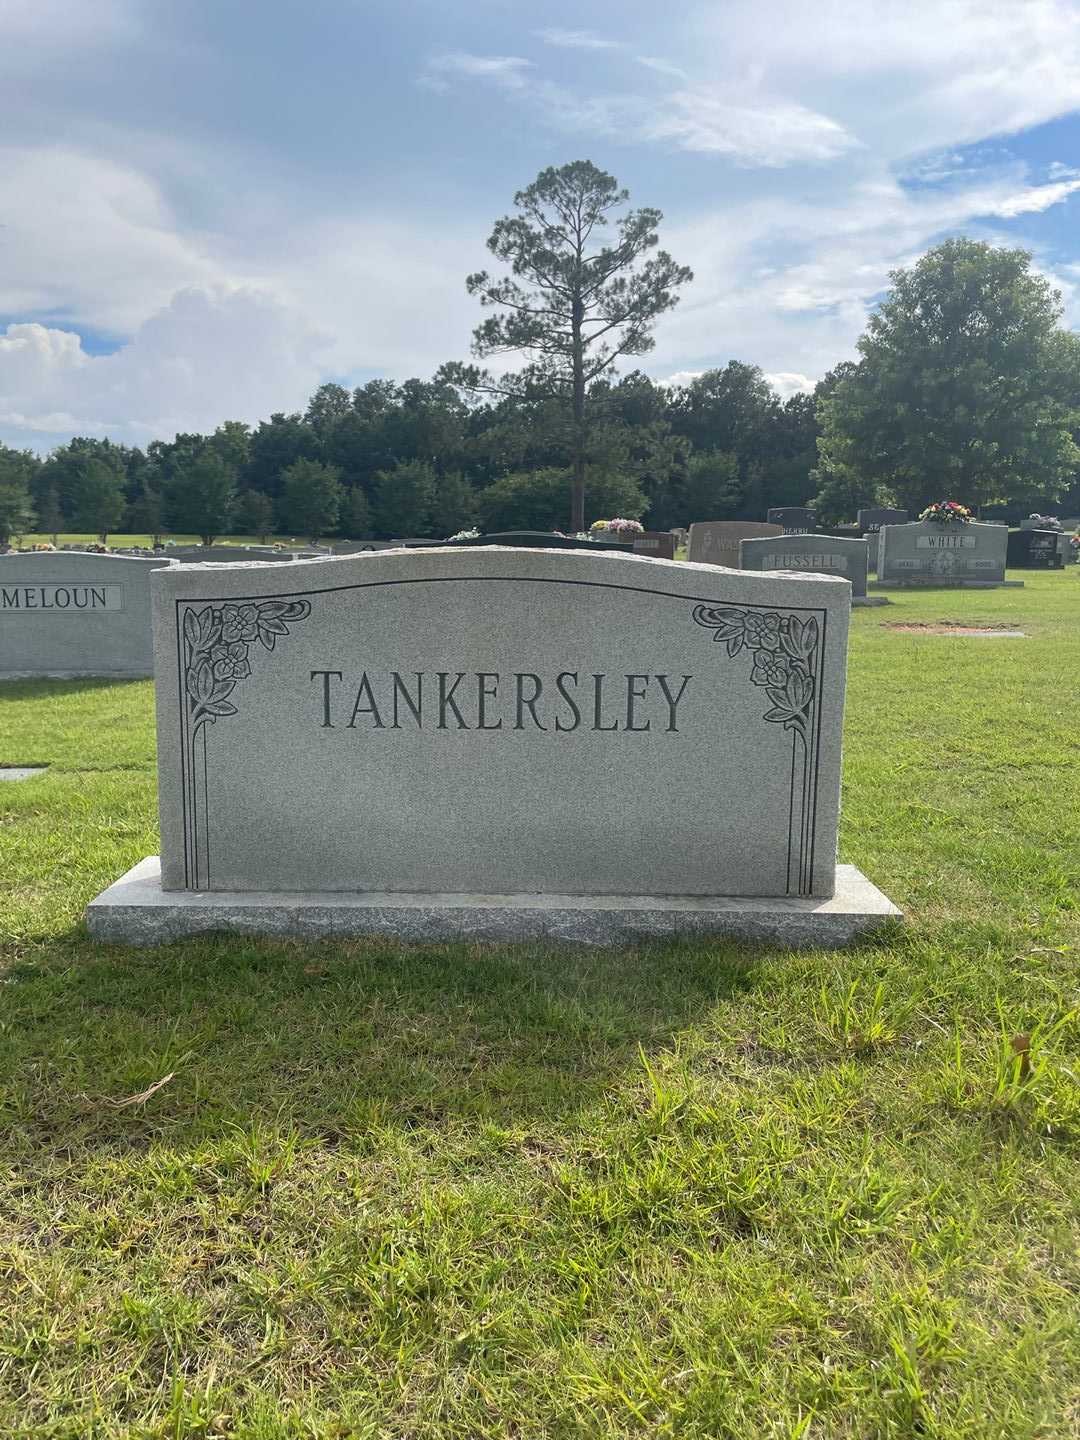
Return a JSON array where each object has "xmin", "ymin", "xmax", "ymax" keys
[{"xmin": 2, "ymin": 0, "xmax": 1079, "ymax": 452}]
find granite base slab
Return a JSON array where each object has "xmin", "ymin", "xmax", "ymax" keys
[
  {"xmin": 852, "ymin": 596, "xmax": 891, "ymax": 607},
  {"xmin": 869, "ymin": 580, "xmax": 1024, "ymax": 590},
  {"xmin": 86, "ymin": 858, "xmax": 901, "ymax": 949}
]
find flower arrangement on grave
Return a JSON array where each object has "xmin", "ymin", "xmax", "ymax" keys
[
  {"xmin": 1027, "ymin": 513, "xmax": 1062, "ymax": 531},
  {"xmin": 919, "ymin": 500, "xmax": 973, "ymax": 525},
  {"xmin": 447, "ymin": 527, "xmax": 481, "ymax": 542},
  {"xmin": 589, "ymin": 518, "xmax": 644, "ymax": 539}
]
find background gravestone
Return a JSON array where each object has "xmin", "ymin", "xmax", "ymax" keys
[
  {"xmin": 687, "ymin": 521, "xmax": 783, "ymax": 568},
  {"xmin": 875, "ymin": 520, "xmax": 1011, "ymax": 586},
  {"xmin": 1007, "ymin": 529, "xmax": 1064, "ymax": 569},
  {"xmin": 766, "ymin": 507, "xmax": 817, "ymax": 533},
  {"xmin": 633, "ymin": 531, "xmax": 677, "ymax": 560},
  {"xmin": 0, "ymin": 552, "xmax": 174, "ymax": 677},
  {"xmin": 169, "ymin": 546, "xmax": 298, "ymax": 563},
  {"xmin": 740, "ymin": 533, "xmax": 870, "ymax": 598},
  {"xmin": 857, "ymin": 507, "xmax": 909, "ymax": 534}
]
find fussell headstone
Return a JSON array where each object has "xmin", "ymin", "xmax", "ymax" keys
[
  {"xmin": 766, "ymin": 507, "xmax": 817, "ymax": 534},
  {"xmin": 687, "ymin": 521, "xmax": 783, "ymax": 569},
  {"xmin": 875, "ymin": 521, "xmax": 1013, "ymax": 587},
  {"xmin": 0, "ymin": 552, "xmax": 174, "ymax": 677},
  {"xmin": 739, "ymin": 533, "xmax": 871, "ymax": 599},
  {"xmin": 87, "ymin": 548, "xmax": 897, "ymax": 946}
]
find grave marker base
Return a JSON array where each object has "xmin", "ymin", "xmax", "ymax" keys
[
  {"xmin": 869, "ymin": 579, "xmax": 1024, "ymax": 590},
  {"xmin": 87, "ymin": 856, "xmax": 900, "ymax": 950}
]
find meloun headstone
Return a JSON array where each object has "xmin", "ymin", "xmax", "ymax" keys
[
  {"xmin": 87, "ymin": 547, "xmax": 897, "ymax": 946},
  {"xmin": 766, "ymin": 507, "xmax": 816, "ymax": 534},
  {"xmin": 0, "ymin": 552, "xmax": 174, "ymax": 677},
  {"xmin": 687, "ymin": 521, "xmax": 783, "ymax": 568},
  {"xmin": 633, "ymin": 531, "xmax": 677, "ymax": 560},
  {"xmin": 857, "ymin": 507, "xmax": 909, "ymax": 534},
  {"xmin": 739, "ymin": 533, "xmax": 870, "ymax": 598},
  {"xmin": 875, "ymin": 521, "xmax": 1012, "ymax": 587}
]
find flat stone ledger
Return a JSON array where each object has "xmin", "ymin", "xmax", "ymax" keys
[
  {"xmin": 875, "ymin": 520, "xmax": 1011, "ymax": 586},
  {"xmin": 740, "ymin": 534, "xmax": 869, "ymax": 598},
  {"xmin": 687, "ymin": 521, "xmax": 784, "ymax": 569},
  {"xmin": 162, "ymin": 548, "xmax": 851, "ymax": 896},
  {"xmin": 0, "ymin": 552, "xmax": 174, "ymax": 677}
]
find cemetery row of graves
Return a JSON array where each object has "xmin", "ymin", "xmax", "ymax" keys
[{"xmin": 1, "ymin": 516, "xmax": 1079, "ymax": 1433}]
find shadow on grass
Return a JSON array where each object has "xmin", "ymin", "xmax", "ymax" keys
[
  {"xmin": 0, "ymin": 676, "xmax": 150, "ymax": 702},
  {"xmin": 1, "ymin": 931, "xmax": 764, "ymax": 1151}
]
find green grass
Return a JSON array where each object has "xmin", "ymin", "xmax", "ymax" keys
[
  {"xmin": 1, "ymin": 572, "xmax": 1079, "ymax": 1438},
  {"xmin": 18, "ymin": 534, "xmax": 329, "ymax": 550}
]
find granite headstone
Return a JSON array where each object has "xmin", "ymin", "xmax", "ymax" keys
[
  {"xmin": 1007, "ymin": 529, "xmax": 1063, "ymax": 569},
  {"xmin": 687, "ymin": 521, "xmax": 783, "ymax": 568},
  {"xmin": 766, "ymin": 507, "xmax": 817, "ymax": 534},
  {"xmin": 740, "ymin": 533, "xmax": 869, "ymax": 598},
  {"xmin": 0, "ymin": 551, "xmax": 174, "ymax": 677},
  {"xmin": 875, "ymin": 521, "xmax": 1010, "ymax": 586},
  {"xmin": 633, "ymin": 531, "xmax": 677, "ymax": 560},
  {"xmin": 857, "ymin": 507, "xmax": 909, "ymax": 534},
  {"xmin": 85, "ymin": 547, "xmax": 904, "ymax": 945}
]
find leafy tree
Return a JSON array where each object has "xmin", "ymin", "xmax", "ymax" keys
[
  {"xmin": 68, "ymin": 459, "xmax": 126, "ymax": 542},
  {"xmin": 444, "ymin": 159, "xmax": 692, "ymax": 530},
  {"xmin": 340, "ymin": 485, "xmax": 371, "ymax": 539},
  {"xmin": 234, "ymin": 489, "xmax": 276, "ymax": 543},
  {"xmin": 305, "ymin": 382, "xmax": 353, "ymax": 440},
  {"xmin": 36, "ymin": 486, "xmax": 63, "ymax": 539},
  {"xmin": 0, "ymin": 446, "xmax": 41, "ymax": 542},
  {"xmin": 372, "ymin": 460, "xmax": 435, "ymax": 538},
  {"xmin": 429, "ymin": 471, "xmax": 477, "ymax": 537},
  {"xmin": 279, "ymin": 459, "xmax": 343, "ymax": 541},
  {"xmin": 680, "ymin": 450, "xmax": 742, "ymax": 524},
  {"xmin": 39, "ymin": 438, "xmax": 128, "ymax": 525},
  {"xmin": 476, "ymin": 467, "xmax": 646, "ymax": 533},
  {"xmin": 0, "ymin": 480, "xmax": 34, "ymax": 544},
  {"xmin": 210, "ymin": 421, "xmax": 251, "ymax": 477},
  {"xmin": 816, "ymin": 239, "xmax": 1080, "ymax": 513},
  {"xmin": 127, "ymin": 480, "xmax": 167, "ymax": 545},
  {"xmin": 164, "ymin": 452, "xmax": 237, "ymax": 546},
  {"xmin": 246, "ymin": 413, "xmax": 318, "ymax": 498},
  {"xmin": 668, "ymin": 363, "xmax": 781, "ymax": 488}
]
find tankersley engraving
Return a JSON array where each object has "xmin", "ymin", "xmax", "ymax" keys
[
  {"xmin": 309, "ymin": 669, "xmax": 693, "ymax": 733},
  {"xmin": 1, "ymin": 583, "xmax": 123, "ymax": 612}
]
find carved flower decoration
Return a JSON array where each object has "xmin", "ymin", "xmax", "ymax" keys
[
  {"xmin": 211, "ymin": 641, "xmax": 252, "ymax": 681},
  {"xmin": 742, "ymin": 611, "xmax": 782, "ymax": 650},
  {"xmin": 219, "ymin": 603, "xmax": 260, "ymax": 643},
  {"xmin": 751, "ymin": 652, "xmax": 790, "ymax": 688},
  {"xmin": 184, "ymin": 597, "xmax": 310, "ymax": 733}
]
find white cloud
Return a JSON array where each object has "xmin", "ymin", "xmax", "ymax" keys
[
  {"xmin": 765, "ymin": 372, "xmax": 816, "ymax": 399},
  {"xmin": 0, "ymin": 146, "xmax": 219, "ymax": 334},
  {"xmin": 421, "ymin": 52, "xmax": 533, "ymax": 93},
  {"xmin": 0, "ymin": 290, "xmax": 326, "ymax": 447},
  {"xmin": 989, "ymin": 178, "xmax": 1080, "ymax": 216},
  {"xmin": 646, "ymin": 90, "xmax": 859, "ymax": 166},
  {"xmin": 535, "ymin": 28, "xmax": 622, "ymax": 51}
]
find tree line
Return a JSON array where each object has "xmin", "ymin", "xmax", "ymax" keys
[
  {"xmin": 0, "ymin": 160, "xmax": 1077, "ymax": 548},
  {"xmin": 0, "ymin": 364, "xmax": 822, "ymax": 546}
]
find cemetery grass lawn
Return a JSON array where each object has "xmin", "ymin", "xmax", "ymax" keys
[
  {"xmin": 19, "ymin": 534, "xmax": 330, "ymax": 550},
  {"xmin": 1, "ymin": 572, "xmax": 1079, "ymax": 1439}
]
